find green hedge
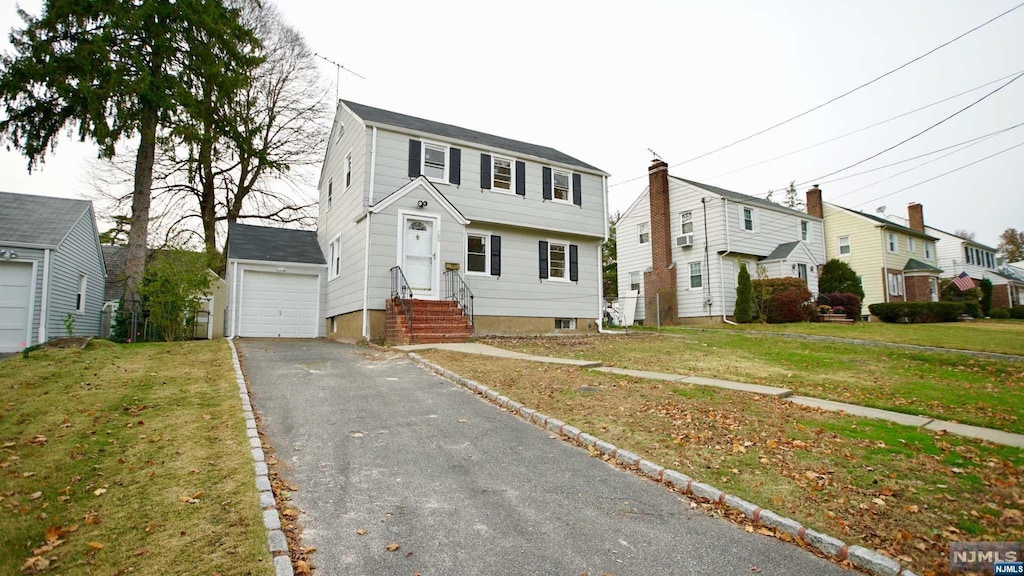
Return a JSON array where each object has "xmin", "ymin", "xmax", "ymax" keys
[
  {"xmin": 1012, "ymin": 307, "xmax": 1024, "ymax": 320},
  {"xmin": 990, "ymin": 308, "xmax": 1011, "ymax": 319},
  {"xmin": 867, "ymin": 301, "xmax": 964, "ymax": 323}
]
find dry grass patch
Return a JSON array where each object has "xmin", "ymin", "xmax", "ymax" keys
[
  {"xmin": 420, "ymin": 350, "xmax": 1023, "ymax": 576},
  {"xmin": 483, "ymin": 334, "xmax": 1024, "ymax": 434},
  {"xmin": 0, "ymin": 340, "xmax": 272, "ymax": 576}
]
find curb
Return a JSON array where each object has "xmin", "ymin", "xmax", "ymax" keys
[
  {"xmin": 406, "ymin": 352, "xmax": 919, "ymax": 576},
  {"xmin": 228, "ymin": 339, "xmax": 294, "ymax": 576}
]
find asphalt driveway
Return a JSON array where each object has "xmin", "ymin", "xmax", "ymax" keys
[{"xmin": 238, "ymin": 339, "xmax": 852, "ymax": 576}]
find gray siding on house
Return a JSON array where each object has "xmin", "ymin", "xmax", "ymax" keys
[
  {"xmin": 372, "ymin": 129, "xmax": 605, "ymax": 238},
  {"xmin": 47, "ymin": 209, "xmax": 105, "ymax": 339}
]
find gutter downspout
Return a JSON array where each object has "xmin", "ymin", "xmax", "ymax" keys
[
  {"xmin": 229, "ymin": 261, "xmax": 238, "ymax": 338},
  {"xmin": 361, "ymin": 213, "xmax": 372, "ymax": 340},
  {"xmin": 881, "ymin": 228, "xmax": 889, "ymax": 303},
  {"xmin": 38, "ymin": 248, "xmax": 50, "ymax": 343},
  {"xmin": 598, "ymin": 175, "xmax": 609, "ymax": 333},
  {"xmin": 718, "ymin": 198, "xmax": 737, "ymax": 325},
  {"xmin": 368, "ymin": 127, "xmax": 377, "ymax": 205}
]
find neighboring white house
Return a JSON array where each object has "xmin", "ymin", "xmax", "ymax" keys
[
  {"xmin": 616, "ymin": 162, "xmax": 824, "ymax": 323},
  {"xmin": 0, "ymin": 191, "xmax": 106, "ymax": 351},
  {"xmin": 316, "ymin": 100, "xmax": 609, "ymax": 341},
  {"xmin": 920, "ymin": 226, "xmax": 1023, "ymax": 309}
]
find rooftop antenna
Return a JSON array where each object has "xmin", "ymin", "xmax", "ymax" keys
[
  {"xmin": 647, "ymin": 148, "xmax": 663, "ymax": 162},
  {"xmin": 876, "ymin": 205, "xmax": 887, "ymax": 214},
  {"xmin": 313, "ymin": 53, "xmax": 366, "ymax": 103}
]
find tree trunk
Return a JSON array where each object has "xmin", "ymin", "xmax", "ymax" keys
[
  {"xmin": 123, "ymin": 108, "xmax": 158, "ymax": 308},
  {"xmin": 199, "ymin": 107, "xmax": 218, "ymax": 261}
]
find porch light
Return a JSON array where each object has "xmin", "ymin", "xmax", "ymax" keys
[{"xmin": 416, "ymin": 200, "xmax": 428, "ymax": 208}]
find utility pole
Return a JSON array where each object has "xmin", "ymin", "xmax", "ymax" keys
[{"xmin": 313, "ymin": 53, "xmax": 366, "ymax": 102}]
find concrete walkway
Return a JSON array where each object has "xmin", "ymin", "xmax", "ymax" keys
[{"xmin": 400, "ymin": 342, "xmax": 1024, "ymax": 449}]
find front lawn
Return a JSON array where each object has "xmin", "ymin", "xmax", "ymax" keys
[
  {"xmin": 483, "ymin": 333, "xmax": 1024, "ymax": 434},
  {"xmin": 664, "ymin": 319, "xmax": 1024, "ymax": 356},
  {"xmin": 420, "ymin": 350, "xmax": 1023, "ymax": 576},
  {"xmin": 0, "ymin": 340, "xmax": 272, "ymax": 576}
]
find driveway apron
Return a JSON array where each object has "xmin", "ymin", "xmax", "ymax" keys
[{"xmin": 238, "ymin": 339, "xmax": 853, "ymax": 576}]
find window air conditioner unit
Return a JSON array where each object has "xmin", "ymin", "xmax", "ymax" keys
[{"xmin": 676, "ymin": 234, "xmax": 694, "ymax": 247}]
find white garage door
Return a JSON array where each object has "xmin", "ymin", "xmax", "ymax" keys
[
  {"xmin": 0, "ymin": 262, "xmax": 33, "ymax": 352},
  {"xmin": 239, "ymin": 270, "xmax": 319, "ymax": 338}
]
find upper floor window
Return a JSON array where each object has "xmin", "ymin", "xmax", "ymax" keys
[
  {"xmin": 924, "ymin": 242, "xmax": 932, "ymax": 260},
  {"xmin": 907, "ymin": 236, "xmax": 915, "ymax": 253},
  {"xmin": 800, "ymin": 220, "xmax": 809, "ymax": 241},
  {"xmin": 680, "ymin": 212, "xmax": 693, "ymax": 236},
  {"xmin": 328, "ymin": 236, "xmax": 342, "ymax": 280},
  {"xmin": 638, "ymin": 223, "xmax": 650, "ymax": 245},
  {"xmin": 742, "ymin": 207, "xmax": 754, "ymax": 231},
  {"xmin": 467, "ymin": 234, "xmax": 488, "ymax": 274},
  {"xmin": 423, "ymin": 142, "xmax": 447, "ymax": 180},
  {"xmin": 492, "ymin": 156, "xmax": 514, "ymax": 192},
  {"xmin": 986, "ymin": 251, "xmax": 994, "ymax": 268},
  {"xmin": 689, "ymin": 262, "xmax": 702, "ymax": 289},
  {"xmin": 327, "ymin": 178, "xmax": 333, "ymax": 209},
  {"xmin": 964, "ymin": 245, "xmax": 972, "ymax": 264},
  {"xmin": 552, "ymin": 170, "xmax": 571, "ymax": 202},
  {"xmin": 629, "ymin": 271, "xmax": 640, "ymax": 292},
  {"xmin": 838, "ymin": 235, "xmax": 851, "ymax": 255},
  {"xmin": 344, "ymin": 151, "xmax": 353, "ymax": 189},
  {"xmin": 76, "ymin": 275, "xmax": 87, "ymax": 313},
  {"xmin": 887, "ymin": 233, "xmax": 897, "ymax": 253}
]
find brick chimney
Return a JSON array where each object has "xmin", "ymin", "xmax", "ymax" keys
[
  {"xmin": 806, "ymin": 185, "xmax": 823, "ymax": 218},
  {"xmin": 907, "ymin": 203, "xmax": 924, "ymax": 232},
  {"xmin": 643, "ymin": 160, "xmax": 677, "ymax": 324}
]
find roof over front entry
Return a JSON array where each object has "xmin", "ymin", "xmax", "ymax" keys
[
  {"xmin": 226, "ymin": 223, "xmax": 325, "ymax": 265},
  {"xmin": 903, "ymin": 258, "xmax": 942, "ymax": 273},
  {"xmin": 342, "ymin": 100, "xmax": 606, "ymax": 174}
]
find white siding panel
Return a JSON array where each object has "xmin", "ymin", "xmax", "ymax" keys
[{"xmin": 615, "ymin": 190, "xmax": 651, "ymax": 321}]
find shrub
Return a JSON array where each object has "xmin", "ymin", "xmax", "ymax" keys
[
  {"xmin": 979, "ymin": 278, "xmax": 993, "ymax": 316},
  {"xmin": 818, "ymin": 259, "xmax": 864, "ymax": 299},
  {"xmin": 734, "ymin": 263, "xmax": 753, "ymax": 323},
  {"xmin": 752, "ymin": 277, "xmax": 809, "ymax": 322},
  {"xmin": 868, "ymin": 302, "xmax": 964, "ymax": 323},
  {"xmin": 990, "ymin": 308, "xmax": 1011, "ymax": 319},
  {"xmin": 961, "ymin": 300, "xmax": 981, "ymax": 318},
  {"xmin": 139, "ymin": 249, "xmax": 213, "ymax": 342},
  {"xmin": 1011, "ymin": 307, "xmax": 1024, "ymax": 319},
  {"xmin": 769, "ymin": 288, "xmax": 816, "ymax": 323},
  {"xmin": 817, "ymin": 293, "xmax": 862, "ymax": 320}
]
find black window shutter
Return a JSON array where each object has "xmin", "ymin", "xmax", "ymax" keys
[
  {"xmin": 542, "ymin": 167, "xmax": 552, "ymax": 200},
  {"xmin": 572, "ymin": 173, "xmax": 582, "ymax": 206},
  {"xmin": 569, "ymin": 244, "xmax": 579, "ymax": 282},
  {"xmin": 408, "ymin": 140, "xmax": 421, "ymax": 178},
  {"xmin": 480, "ymin": 154, "xmax": 491, "ymax": 189},
  {"xmin": 449, "ymin": 147, "xmax": 461, "ymax": 185},
  {"xmin": 490, "ymin": 235, "xmax": 501, "ymax": 277},
  {"xmin": 538, "ymin": 241, "xmax": 549, "ymax": 279},
  {"xmin": 515, "ymin": 161, "xmax": 526, "ymax": 197}
]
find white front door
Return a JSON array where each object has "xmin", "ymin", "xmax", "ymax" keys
[{"xmin": 402, "ymin": 216, "xmax": 437, "ymax": 296}]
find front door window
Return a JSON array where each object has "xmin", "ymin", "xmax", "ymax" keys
[{"xmin": 403, "ymin": 218, "xmax": 434, "ymax": 292}]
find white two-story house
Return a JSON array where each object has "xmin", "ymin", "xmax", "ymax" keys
[
  {"xmin": 316, "ymin": 100, "xmax": 609, "ymax": 342},
  {"xmin": 616, "ymin": 161, "xmax": 825, "ymax": 324},
  {"xmin": 926, "ymin": 226, "xmax": 1023, "ymax": 309}
]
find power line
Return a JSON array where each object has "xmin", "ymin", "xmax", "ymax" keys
[
  {"xmin": 706, "ymin": 68, "xmax": 1024, "ymax": 181},
  {"xmin": 852, "ymin": 140, "xmax": 1024, "ymax": 209},
  {"xmin": 607, "ymin": 1, "xmax": 1024, "ymax": 189},
  {"xmin": 773, "ymin": 70, "xmax": 1024, "ymax": 194}
]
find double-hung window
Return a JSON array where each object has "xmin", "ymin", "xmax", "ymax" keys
[
  {"xmin": 629, "ymin": 271, "xmax": 640, "ymax": 292},
  {"xmin": 924, "ymin": 242, "xmax": 932, "ymax": 260},
  {"xmin": 689, "ymin": 262, "xmax": 702, "ymax": 289},
  {"xmin": 467, "ymin": 234, "xmax": 488, "ymax": 274},
  {"xmin": 492, "ymin": 157, "xmax": 513, "ymax": 192},
  {"xmin": 328, "ymin": 236, "xmax": 342, "ymax": 280},
  {"xmin": 907, "ymin": 236, "xmax": 915, "ymax": 253},
  {"xmin": 76, "ymin": 275, "xmax": 87, "ymax": 314},
  {"xmin": 800, "ymin": 220, "xmax": 808, "ymax": 241},
  {"xmin": 344, "ymin": 151, "xmax": 353, "ymax": 189},
  {"xmin": 638, "ymin": 223, "xmax": 650, "ymax": 245},
  {"xmin": 887, "ymin": 233, "xmax": 897, "ymax": 253},
  {"xmin": 327, "ymin": 178, "xmax": 333, "ymax": 209},
  {"xmin": 887, "ymin": 272, "xmax": 904, "ymax": 296},
  {"xmin": 552, "ymin": 170, "xmax": 570, "ymax": 202},
  {"xmin": 422, "ymin": 143, "xmax": 447, "ymax": 180},
  {"xmin": 838, "ymin": 236, "xmax": 851, "ymax": 255},
  {"xmin": 742, "ymin": 208, "xmax": 754, "ymax": 231},
  {"xmin": 548, "ymin": 243, "xmax": 567, "ymax": 280},
  {"xmin": 680, "ymin": 212, "xmax": 693, "ymax": 236}
]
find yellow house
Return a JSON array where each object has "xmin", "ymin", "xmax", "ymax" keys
[{"xmin": 813, "ymin": 195, "xmax": 942, "ymax": 310}]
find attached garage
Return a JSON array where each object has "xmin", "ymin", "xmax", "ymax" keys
[
  {"xmin": 0, "ymin": 261, "xmax": 35, "ymax": 352},
  {"xmin": 225, "ymin": 223, "xmax": 327, "ymax": 339}
]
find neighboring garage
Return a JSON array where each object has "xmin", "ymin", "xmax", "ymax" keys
[
  {"xmin": 225, "ymin": 223, "xmax": 327, "ymax": 339},
  {"xmin": 0, "ymin": 261, "xmax": 34, "ymax": 351}
]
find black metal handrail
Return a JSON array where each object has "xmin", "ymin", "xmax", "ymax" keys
[
  {"xmin": 390, "ymin": 266, "xmax": 414, "ymax": 328},
  {"xmin": 443, "ymin": 269, "xmax": 474, "ymax": 327}
]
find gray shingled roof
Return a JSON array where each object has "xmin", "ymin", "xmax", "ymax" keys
[
  {"xmin": 102, "ymin": 245, "xmax": 129, "ymax": 302},
  {"xmin": 831, "ymin": 204, "xmax": 938, "ymax": 240},
  {"xmin": 671, "ymin": 177, "xmax": 821, "ymax": 220},
  {"xmin": 762, "ymin": 241, "xmax": 802, "ymax": 260},
  {"xmin": 997, "ymin": 266, "xmax": 1024, "ymax": 283},
  {"xmin": 226, "ymin": 223, "xmax": 325, "ymax": 265},
  {"xmin": 342, "ymin": 100, "xmax": 605, "ymax": 174},
  {"xmin": 0, "ymin": 191, "xmax": 92, "ymax": 247},
  {"xmin": 903, "ymin": 258, "xmax": 942, "ymax": 272}
]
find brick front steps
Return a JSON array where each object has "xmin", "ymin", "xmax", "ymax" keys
[{"xmin": 386, "ymin": 298, "xmax": 473, "ymax": 345}]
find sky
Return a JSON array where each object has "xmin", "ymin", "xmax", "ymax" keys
[{"xmin": 2, "ymin": 0, "xmax": 1022, "ymax": 248}]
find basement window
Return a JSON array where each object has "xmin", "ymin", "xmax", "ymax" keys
[{"xmin": 555, "ymin": 318, "xmax": 576, "ymax": 330}]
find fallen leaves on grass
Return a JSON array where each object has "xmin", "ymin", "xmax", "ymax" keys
[
  {"xmin": 20, "ymin": 556, "xmax": 49, "ymax": 574},
  {"xmin": 92, "ymin": 488, "xmax": 106, "ymax": 497}
]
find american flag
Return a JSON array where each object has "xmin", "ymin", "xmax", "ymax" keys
[{"xmin": 952, "ymin": 271, "xmax": 976, "ymax": 291}]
